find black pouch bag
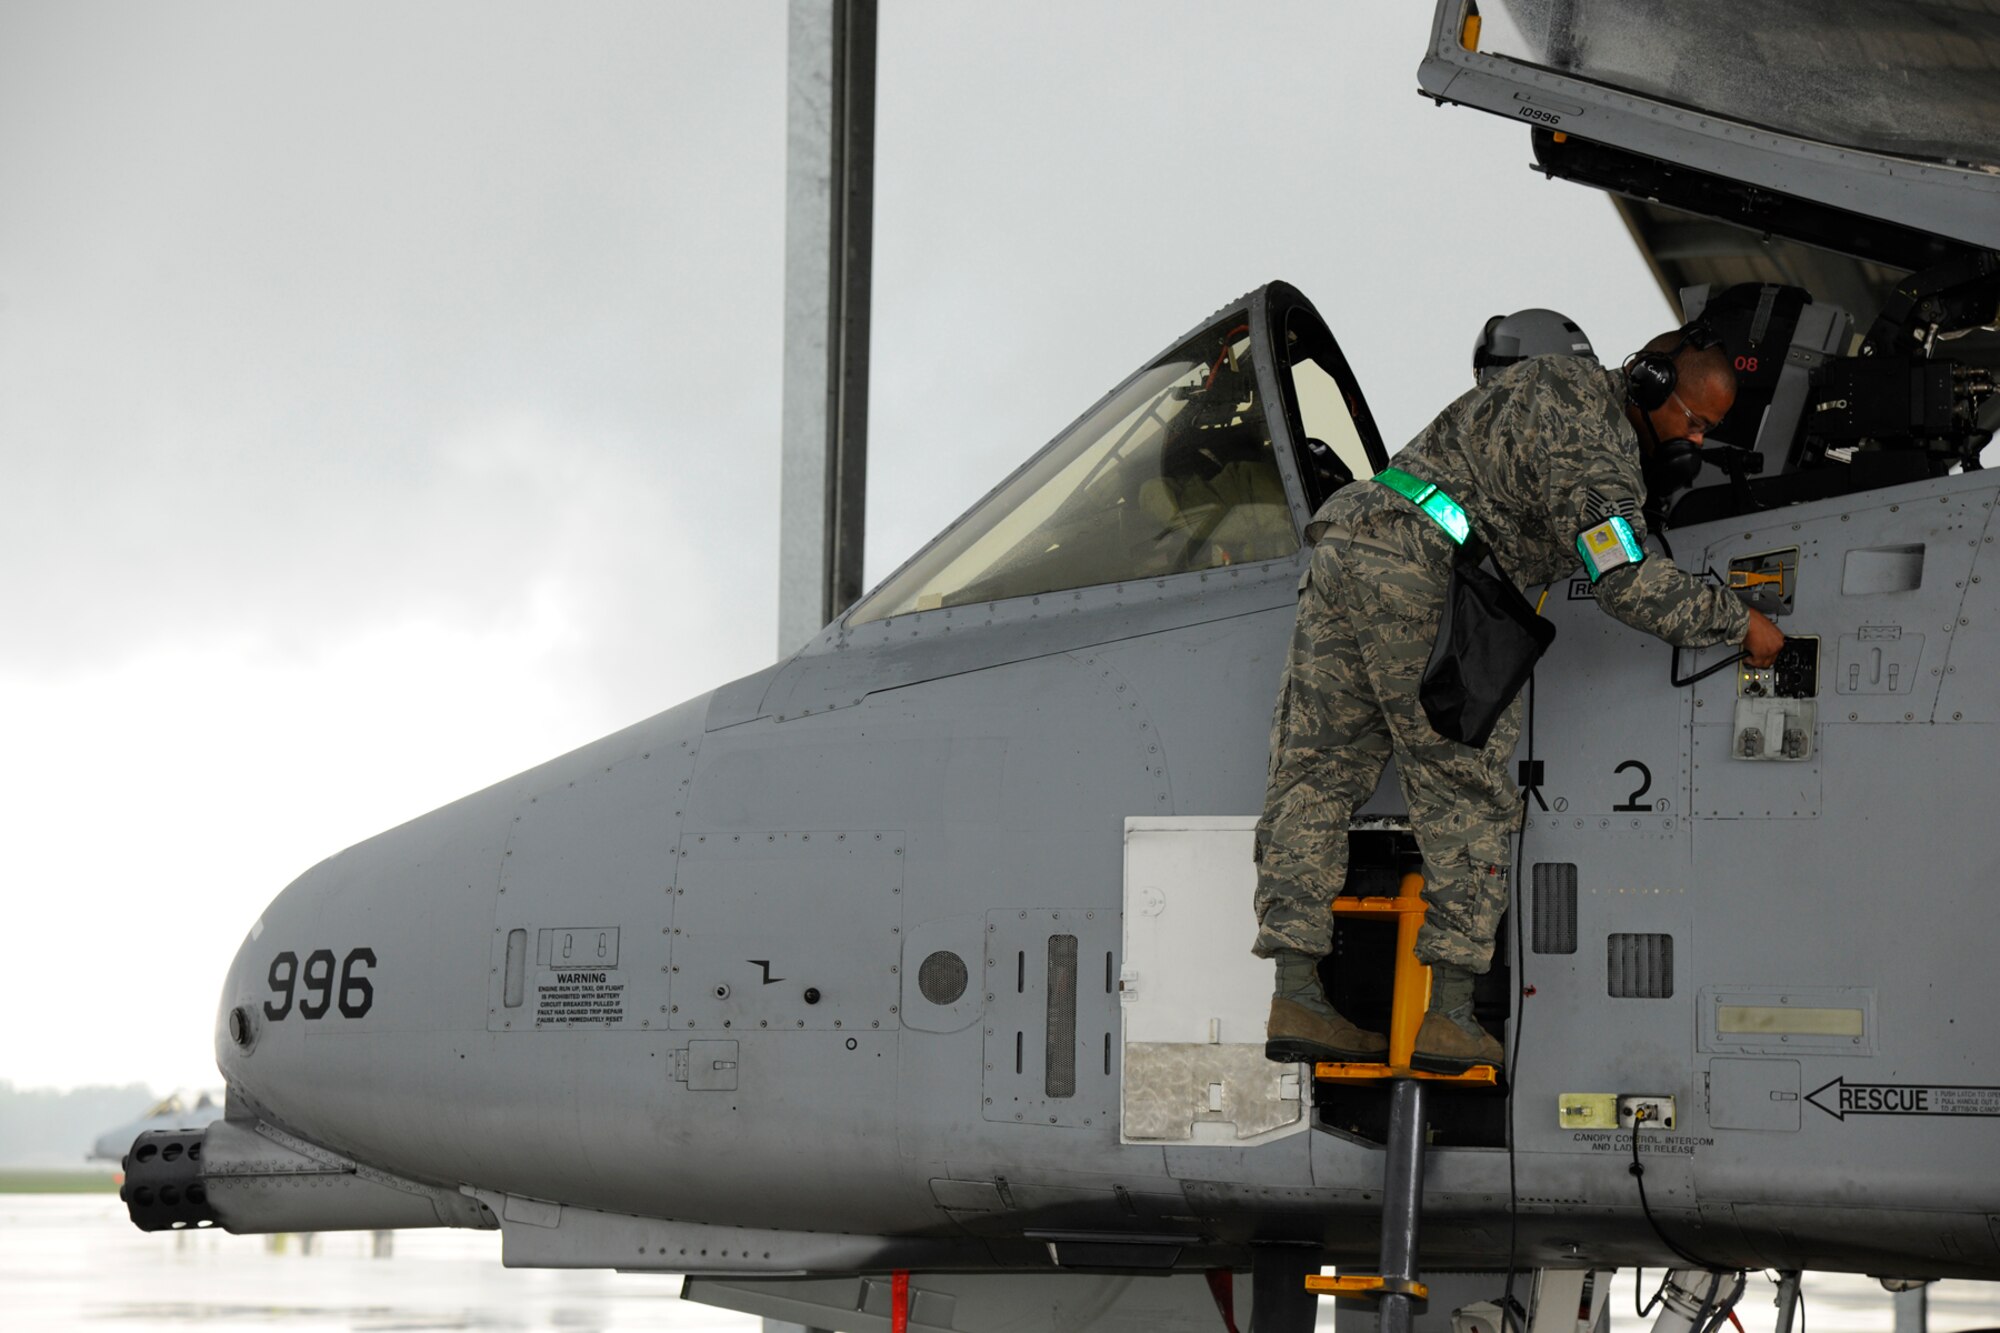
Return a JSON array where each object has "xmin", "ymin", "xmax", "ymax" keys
[{"xmin": 1419, "ymin": 534, "xmax": 1556, "ymax": 748}]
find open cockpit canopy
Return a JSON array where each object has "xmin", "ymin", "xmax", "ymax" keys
[
  {"xmin": 848, "ymin": 286, "xmax": 1384, "ymax": 627},
  {"xmin": 1474, "ymin": 0, "xmax": 1999, "ymax": 167},
  {"xmin": 1420, "ymin": 0, "xmax": 2000, "ymax": 258},
  {"xmin": 1418, "ymin": 2, "xmax": 2000, "ymax": 523}
]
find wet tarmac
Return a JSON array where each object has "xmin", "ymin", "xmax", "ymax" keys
[
  {"xmin": 3, "ymin": 1195, "xmax": 757, "ymax": 1331},
  {"xmin": 8, "ymin": 1194, "xmax": 2000, "ymax": 1332}
]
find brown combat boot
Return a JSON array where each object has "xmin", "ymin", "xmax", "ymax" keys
[
  {"xmin": 1410, "ymin": 962, "xmax": 1504, "ymax": 1073},
  {"xmin": 1410, "ymin": 1010, "xmax": 1506, "ymax": 1073},
  {"xmin": 1264, "ymin": 950, "xmax": 1388, "ymax": 1064}
]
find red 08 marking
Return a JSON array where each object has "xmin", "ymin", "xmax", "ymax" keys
[{"xmin": 1735, "ymin": 355, "xmax": 1759, "ymax": 372}]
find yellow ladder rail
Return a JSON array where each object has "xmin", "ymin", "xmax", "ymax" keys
[
  {"xmin": 1315, "ymin": 872, "xmax": 1498, "ymax": 1086},
  {"xmin": 1305, "ymin": 870, "xmax": 1504, "ymax": 1331}
]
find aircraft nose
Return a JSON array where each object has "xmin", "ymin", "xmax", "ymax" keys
[
  {"xmin": 210, "ymin": 688, "xmax": 720, "ymax": 1170},
  {"xmin": 213, "ymin": 900, "xmax": 295, "ymax": 1102},
  {"xmin": 208, "ymin": 832, "xmax": 490, "ymax": 1164}
]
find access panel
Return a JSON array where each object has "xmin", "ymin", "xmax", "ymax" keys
[
  {"xmin": 488, "ymin": 742, "xmax": 696, "ymax": 1034},
  {"xmin": 670, "ymin": 830, "xmax": 903, "ymax": 1034},
  {"xmin": 1117, "ymin": 817, "xmax": 1307, "ymax": 1147},
  {"xmin": 984, "ymin": 907, "xmax": 1121, "ymax": 1130}
]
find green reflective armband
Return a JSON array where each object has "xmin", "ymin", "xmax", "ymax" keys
[
  {"xmin": 1375, "ymin": 467, "xmax": 1470, "ymax": 545},
  {"xmin": 1576, "ymin": 515, "xmax": 1646, "ymax": 581}
]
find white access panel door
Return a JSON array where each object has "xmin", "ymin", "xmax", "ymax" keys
[{"xmin": 1121, "ymin": 816, "xmax": 1307, "ymax": 1146}]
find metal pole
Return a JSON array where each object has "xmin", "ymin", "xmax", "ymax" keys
[
  {"xmin": 1773, "ymin": 1271, "xmax": 1802, "ymax": 1333},
  {"xmin": 1378, "ymin": 1078, "xmax": 1430, "ymax": 1333},
  {"xmin": 1893, "ymin": 1286, "xmax": 1929, "ymax": 1333},
  {"xmin": 778, "ymin": 0, "xmax": 876, "ymax": 656}
]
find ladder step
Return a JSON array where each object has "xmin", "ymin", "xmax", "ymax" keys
[
  {"xmin": 1328, "ymin": 894, "xmax": 1426, "ymax": 917},
  {"xmin": 1304, "ymin": 1275, "xmax": 1431, "ymax": 1302},
  {"xmin": 1314, "ymin": 1061, "xmax": 1499, "ymax": 1088}
]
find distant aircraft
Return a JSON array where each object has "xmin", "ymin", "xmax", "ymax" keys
[
  {"xmin": 122, "ymin": 5, "xmax": 2000, "ymax": 1333},
  {"xmin": 90, "ymin": 1090, "xmax": 222, "ymax": 1164}
]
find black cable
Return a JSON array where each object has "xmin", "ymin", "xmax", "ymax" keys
[
  {"xmin": 1653, "ymin": 529, "xmax": 1748, "ymax": 688},
  {"xmin": 1689, "ymin": 1271, "xmax": 1723, "ymax": 1333},
  {"xmin": 1498, "ymin": 670, "xmax": 1536, "ymax": 1333},
  {"xmin": 1709, "ymin": 1273, "xmax": 1745, "ymax": 1333},
  {"xmin": 1629, "ymin": 1114, "xmax": 1731, "ymax": 1271},
  {"xmin": 1705, "ymin": 1272, "xmax": 1750, "ymax": 1333},
  {"xmin": 1636, "ymin": 1268, "xmax": 1668, "ymax": 1318},
  {"xmin": 1672, "ymin": 646, "xmax": 1747, "ymax": 686},
  {"xmin": 1679, "ymin": 1271, "xmax": 1717, "ymax": 1333}
]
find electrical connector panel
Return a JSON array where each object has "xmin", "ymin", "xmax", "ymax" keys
[
  {"xmin": 1739, "ymin": 635, "xmax": 1820, "ymax": 701},
  {"xmin": 1735, "ymin": 636, "xmax": 1819, "ymax": 762},
  {"xmin": 1617, "ymin": 1095, "xmax": 1676, "ymax": 1130}
]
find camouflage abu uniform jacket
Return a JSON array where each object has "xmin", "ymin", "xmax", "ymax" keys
[
  {"xmin": 1375, "ymin": 356, "xmax": 1750, "ymax": 641},
  {"xmin": 1252, "ymin": 355, "xmax": 1749, "ymax": 969}
]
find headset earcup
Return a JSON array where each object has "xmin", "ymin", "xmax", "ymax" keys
[
  {"xmin": 1649, "ymin": 439, "xmax": 1704, "ymax": 492},
  {"xmin": 1627, "ymin": 351, "xmax": 1677, "ymax": 412}
]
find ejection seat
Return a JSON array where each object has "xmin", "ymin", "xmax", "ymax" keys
[{"xmin": 1137, "ymin": 419, "xmax": 1296, "ymax": 568}]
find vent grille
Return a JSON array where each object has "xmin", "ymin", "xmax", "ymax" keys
[
  {"xmin": 503, "ymin": 929, "xmax": 527, "ymax": 1007},
  {"xmin": 1608, "ymin": 934, "xmax": 1674, "ymax": 998},
  {"xmin": 979, "ymin": 910, "xmax": 1115, "ymax": 1127},
  {"xmin": 1045, "ymin": 934, "xmax": 1078, "ymax": 1098},
  {"xmin": 917, "ymin": 950, "xmax": 968, "ymax": 1005},
  {"xmin": 1532, "ymin": 864, "xmax": 1578, "ymax": 954}
]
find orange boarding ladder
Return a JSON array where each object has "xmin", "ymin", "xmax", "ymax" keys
[{"xmin": 1304, "ymin": 872, "xmax": 1500, "ymax": 1333}]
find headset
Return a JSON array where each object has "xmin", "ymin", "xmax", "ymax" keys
[
  {"xmin": 1625, "ymin": 317, "xmax": 1722, "ymax": 412},
  {"xmin": 1627, "ymin": 318, "xmax": 1724, "ymax": 499}
]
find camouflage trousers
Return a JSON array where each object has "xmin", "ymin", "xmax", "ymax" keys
[{"xmin": 1253, "ymin": 490, "xmax": 1521, "ymax": 972}]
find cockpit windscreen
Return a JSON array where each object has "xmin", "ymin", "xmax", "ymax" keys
[{"xmin": 848, "ymin": 319, "xmax": 1295, "ymax": 626}]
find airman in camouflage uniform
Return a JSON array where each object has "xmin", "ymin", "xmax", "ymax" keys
[{"xmin": 1255, "ymin": 344, "xmax": 1782, "ymax": 1072}]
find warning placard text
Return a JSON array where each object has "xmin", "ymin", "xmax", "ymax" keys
[{"xmin": 534, "ymin": 970, "xmax": 626, "ymax": 1027}]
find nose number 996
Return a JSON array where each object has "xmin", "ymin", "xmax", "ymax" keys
[{"xmin": 263, "ymin": 947, "xmax": 377, "ymax": 1020}]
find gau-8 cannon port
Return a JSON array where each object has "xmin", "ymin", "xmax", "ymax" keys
[{"xmin": 121, "ymin": 1118, "xmax": 495, "ymax": 1236}]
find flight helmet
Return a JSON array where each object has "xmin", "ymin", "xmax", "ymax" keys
[{"xmin": 1473, "ymin": 308, "xmax": 1597, "ymax": 385}]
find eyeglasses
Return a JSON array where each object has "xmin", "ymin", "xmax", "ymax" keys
[{"xmin": 1668, "ymin": 388, "xmax": 1721, "ymax": 438}]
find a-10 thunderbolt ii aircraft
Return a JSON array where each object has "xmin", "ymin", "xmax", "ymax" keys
[{"xmin": 123, "ymin": 3, "xmax": 2000, "ymax": 1331}]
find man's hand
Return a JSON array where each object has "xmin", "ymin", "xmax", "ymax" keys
[{"xmin": 1744, "ymin": 608, "xmax": 1784, "ymax": 668}]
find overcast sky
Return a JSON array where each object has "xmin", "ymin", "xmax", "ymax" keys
[{"xmin": 0, "ymin": 1, "xmax": 1670, "ymax": 1093}]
